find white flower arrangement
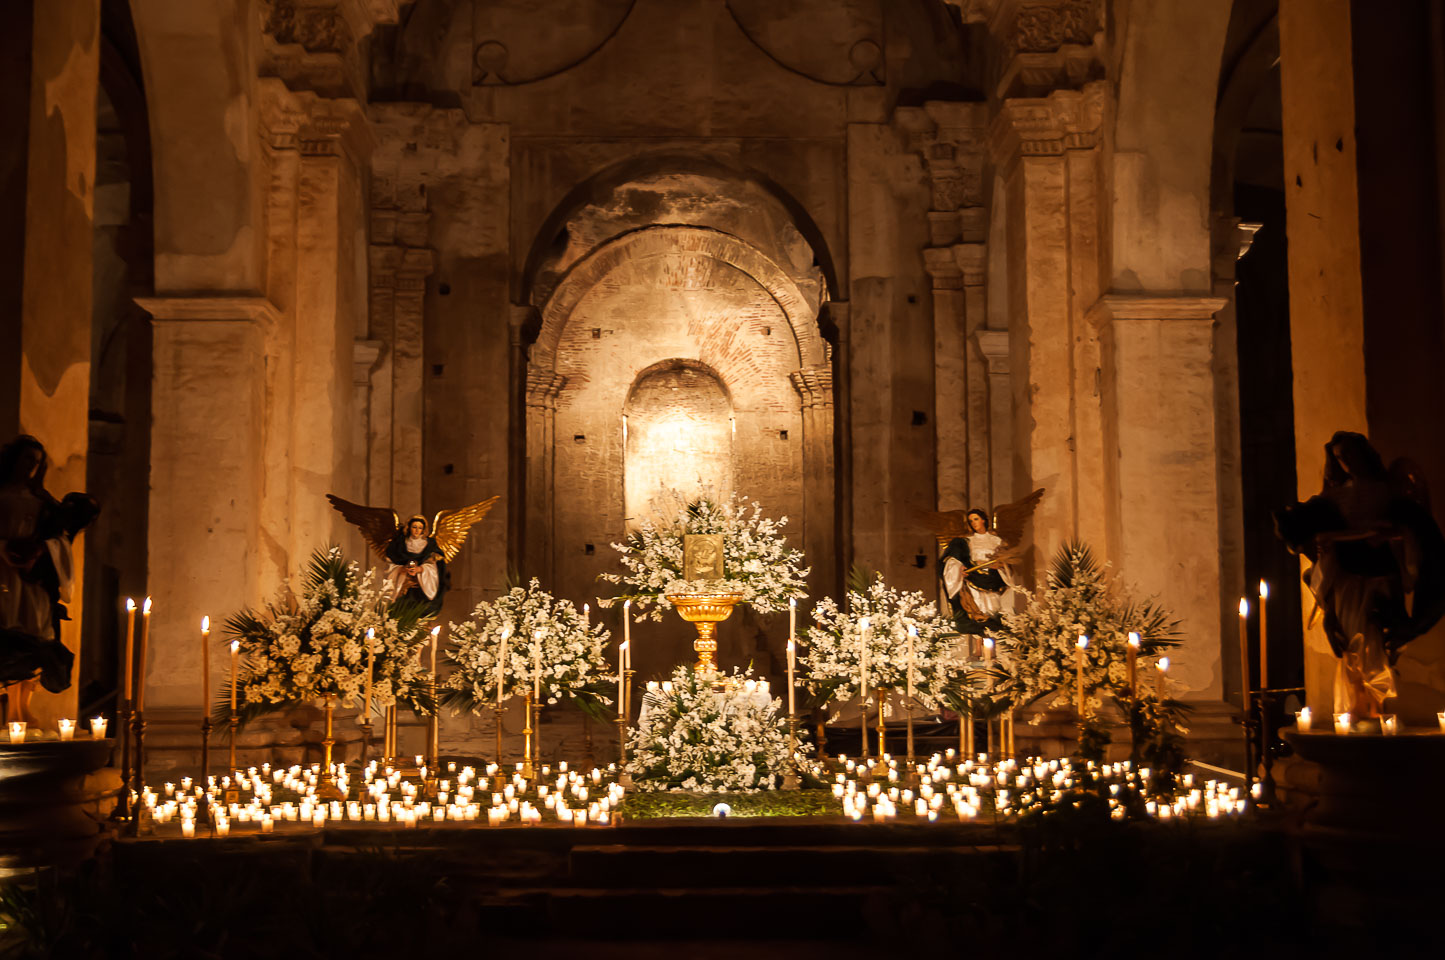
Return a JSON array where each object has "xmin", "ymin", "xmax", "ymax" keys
[
  {"xmin": 625, "ymin": 664, "xmax": 804, "ymax": 792},
  {"xmin": 601, "ymin": 492, "xmax": 809, "ymax": 621},
  {"xmin": 989, "ymin": 542, "xmax": 1180, "ymax": 718},
  {"xmin": 444, "ymin": 578, "xmax": 613, "ymax": 714},
  {"xmin": 226, "ymin": 548, "xmax": 431, "ymax": 716},
  {"xmin": 800, "ymin": 574, "xmax": 967, "ymax": 709}
]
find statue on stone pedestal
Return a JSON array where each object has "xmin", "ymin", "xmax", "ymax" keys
[
  {"xmin": 1274, "ymin": 431, "xmax": 1445, "ymax": 718},
  {"xmin": 326, "ymin": 493, "xmax": 500, "ymax": 616},
  {"xmin": 0, "ymin": 436, "xmax": 100, "ymax": 722},
  {"xmin": 918, "ymin": 488, "xmax": 1044, "ymax": 634}
]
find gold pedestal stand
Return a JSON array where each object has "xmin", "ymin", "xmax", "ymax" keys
[
  {"xmin": 111, "ymin": 699, "xmax": 134, "ymax": 826},
  {"xmin": 665, "ymin": 594, "xmax": 742, "ymax": 671},
  {"xmin": 359, "ymin": 717, "xmax": 373, "ymax": 766},
  {"xmin": 493, "ymin": 703, "xmax": 505, "ymax": 771},
  {"xmin": 783, "ymin": 716, "xmax": 800, "ymax": 790},
  {"xmin": 227, "ymin": 715, "xmax": 238, "ymax": 773},
  {"xmin": 128, "ymin": 709, "xmax": 147, "ymax": 836},
  {"xmin": 316, "ymin": 696, "xmax": 345, "ymax": 801}
]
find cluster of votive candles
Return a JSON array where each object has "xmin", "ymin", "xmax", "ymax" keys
[
  {"xmin": 831, "ymin": 751, "xmax": 1251, "ymax": 822},
  {"xmin": 1295, "ymin": 706, "xmax": 1445, "ymax": 735},
  {"xmin": 133, "ymin": 759, "xmax": 629, "ymax": 836},
  {"xmin": 6, "ymin": 717, "xmax": 109, "ymax": 743}
]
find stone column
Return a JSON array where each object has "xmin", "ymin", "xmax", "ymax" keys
[
  {"xmin": 0, "ymin": 0, "xmax": 101, "ymax": 725},
  {"xmin": 1278, "ymin": 0, "xmax": 1369, "ymax": 713},
  {"xmin": 1088, "ymin": 294, "xmax": 1229, "ymax": 699},
  {"xmin": 524, "ymin": 369, "xmax": 566, "ymax": 585},
  {"xmin": 923, "ymin": 250, "xmax": 969, "ymax": 513},
  {"xmin": 957, "ymin": 243, "xmax": 992, "ymax": 510},
  {"xmin": 789, "ymin": 366, "xmax": 836, "ymax": 600},
  {"xmin": 975, "ymin": 329, "xmax": 1012, "ymax": 511},
  {"xmin": 135, "ymin": 297, "xmax": 280, "ymax": 710}
]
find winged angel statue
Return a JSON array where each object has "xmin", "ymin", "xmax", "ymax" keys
[
  {"xmin": 916, "ymin": 489, "xmax": 1045, "ymax": 631},
  {"xmin": 326, "ymin": 494, "xmax": 499, "ymax": 615}
]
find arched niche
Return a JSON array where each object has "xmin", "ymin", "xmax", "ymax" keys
[{"xmin": 623, "ymin": 360, "xmax": 735, "ymax": 526}]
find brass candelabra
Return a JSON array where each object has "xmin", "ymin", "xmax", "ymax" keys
[
  {"xmin": 875, "ymin": 687, "xmax": 888, "ymax": 757},
  {"xmin": 522, "ymin": 691, "xmax": 535, "ymax": 778},
  {"xmin": 111, "ymin": 698, "xmax": 134, "ymax": 825},
  {"xmin": 493, "ymin": 703, "xmax": 505, "ymax": 770}
]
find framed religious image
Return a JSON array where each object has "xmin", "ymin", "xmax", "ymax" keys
[{"xmin": 683, "ymin": 533, "xmax": 725, "ymax": 581}]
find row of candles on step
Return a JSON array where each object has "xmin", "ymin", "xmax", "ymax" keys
[
  {"xmin": 1294, "ymin": 707, "xmax": 1445, "ymax": 734},
  {"xmin": 832, "ymin": 752, "xmax": 1252, "ymax": 822},
  {"xmin": 6, "ymin": 717, "xmax": 108, "ymax": 743},
  {"xmin": 134, "ymin": 760, "xmax": 630, "ymax": 836}
]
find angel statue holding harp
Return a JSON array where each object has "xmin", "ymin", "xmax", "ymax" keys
[
  {"xmin": 326, "ymin": 494, "xmax": 500, "ymax": 616},
  {"xmin": 917, "ymin": 488, "xmax": 1044, "ymax": 633}
]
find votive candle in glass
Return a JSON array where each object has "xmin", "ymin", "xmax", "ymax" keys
[
  {"xmin": 1381, "ymin": 715, "xmax": 1399, "ymax": 736},
  {"xmin": 1333, "ymin": 712, "xmax": 1352, "ymax": 735},
  {"xmin": 1296, "ymin": 706, "xmax": 1312, "ymax": 731},
  {"xmin": 7, "ymin": 722, "xmax": 26, "ymax": 744},
  {"xmin": 90, "ymin": 716, "xmax": 107, "ymax": 739},
  {"xmin": 57, "ymin": 719, "xmax": 75, "ymax": 741}
]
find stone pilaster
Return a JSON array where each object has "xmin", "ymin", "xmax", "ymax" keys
[
  {"xmin": 135, "ymin": 296, "xmax": 281, "ymax": 710},
  {"xmin": 974, "ymin": 329, "xmax": 1012, "ymax": 513},
  {"xmin": 988, "ymin": 81, "xmax": 1109, "ymax": 578},
  {"xmin": 789, "ymin": 365, "xmax": 837, "ymax": 599},
  {"xmin": 2, "ymin": 0, "xmax": 101, "ymax": 725},
  {"xmin": 1087, "ymin": 294, "xmax": 1229, "ymax": 699},
  {"xmin": 895, "ymin": 101, "xmax": 990, "ymax": 515},
  {"xmin": 524, "ymin": 366, "xmax": 567, "ymax": 584}
]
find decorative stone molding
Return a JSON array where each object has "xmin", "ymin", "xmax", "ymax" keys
[
  {"xmin": 894, "ymin": 101, "xmax": 990, "ymax": 247},
  {"xmin": 261, "ymin": 1, "xmax": 403, "ymax": 101},
  {"xmin": 525, "ymin": 370, "xmax": 568, "ymax": 408},
  {"xmin": 922, "ymin": 247, "xmax": 964, "ymax": 290},
  {"xmin": 974, "ymin": 329, "xmax": 1011, "ymax": 375},
  {"xmin": 258, "ymin": 80, "xmax": 374, "ymax": 160},
  {"xmin": 1084, "ymin": 294, "xmax": 1231, "ymax": 329},
  {"xmin": 988, "ymin": 80, "xmax": 1108, "ymax": 171},
  {"xmin": 948, "ymin": 0, "xmax": 1103, "ymax": 98},
  {"xmin": 135, "ymin": 295, "xmax": 283, "ymax": 330},
  {"xmin": 264, "ymin": 1, "xmax": 353, "ymax": 54}
]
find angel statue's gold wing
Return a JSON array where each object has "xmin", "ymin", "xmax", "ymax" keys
[
  {"xmin": 431, "ymin": 495, "xmax": 501, "ymax": 563},
  {"xmin": 326, "ymin": 494, "xmax": 400, "ymax": 561},
  {"xmin": 992, "ymin": 487, "xmax": 1045, "ymax": 551},
  {"xmin": 913, "ymin": 507, "xmax": 972, "ymax": 540}
]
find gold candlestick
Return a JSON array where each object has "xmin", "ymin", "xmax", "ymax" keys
[
  {"xmin": 493, "ymin": 703, "xmax": 505, "ymax": 769},
  {"xmin": 522, "ymin": 691, "xmax": 535, "ymax": 777},
  {"xmin": 359, "ymin": 716, "xmax": 373, "ymax": 766},
  {"xmin": 615, "ymin": 715, "xmax": 628, "ymax": 764},
  {"xmin": 316, "ymin": 696, "xmax": 344, "ymax": 800},
  {"xmin": 128, "ymin": 709, "xmax": 146, "ymax": 836},
  {"xmin": 875, "ymin": 688, "xmax": 887, "ymax": 757},
  {"xmin": 783, "ymin": 715, "xmax": 800, "ymax": 790},
  {"xmin": 200, "ymin": 714, "xmax": 212, "ymax": 783}
]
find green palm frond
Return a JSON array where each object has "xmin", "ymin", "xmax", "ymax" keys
[
  {"xmin": 305, "ymin": 546, "xmax": 350, "ymax": 595},
  {"xmin": 846, "ymin": 563, "xmax": 877, "ymax": 596},
  {"xmin": 1049, "ymin": 540, "xmax": 1098, "ymax": 588}
]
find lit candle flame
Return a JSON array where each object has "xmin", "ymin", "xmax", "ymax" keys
[
  {"xmin": 126, "ymin": 597, "xmax": 135, "ymax": 612},
  {"xmin": 431, "ymin": 626, "xmax": 441, "ymax": 638},
  {"xmin": 1127, "ymin": 632, "xmax": 1140, "ymax": 648},
  {"xmin": 1077, "ymin": 635, "xmax": 1089, "ymax": 649},
  {"xmin": 1258, "ymin": 580, "xmax": 1269, "ymax": 600},
  {"xmin": 142, "ymin": 597, "xmax": 152, "ymax": 614},
  {"xmin": 1157, "ymin": 657, "xmax": 1170, "ymax": 672},
  {"xmin": 1238, "ymin": 597, "xmax": 1249, "ymax": 617},
  {"xmin": 230, "ymin": 640, "xmax": 239, "ymax": 654},
  {"xmin": 201, "ymin": 616, "xmax": 210, "ymax": 633}
]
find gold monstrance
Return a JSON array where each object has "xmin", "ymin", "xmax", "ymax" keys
[{"xmin": 669, "ymin": 534, "xmax": 739, "ymax": 671}]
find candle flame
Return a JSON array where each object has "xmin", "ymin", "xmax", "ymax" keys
[
  {"xmin": 366, "ymin": 627, "xmax": 375, "ymax": 639},
  {"xmin": 790, "ymin": 597, "xmax": 796, "ymax": 608},
  {"xmin": 1077, "ymin": 635, "xmax": 1089, "ymax": 649},
  {"xmin": 907, "ymin": 624, "xmax": 918, "ymax": 636},
  {"xmin": 620, "ymin": 640, "xmax": 629, "ymax": 652},
  {"xmin": 431, "ymin": 626, "xmax": 442, "ymax": 638},
  {"xmin": 1127, "ymin": 631, "xmax": 1140, "ymax": 648},
  {"xmin": 1258, "ymin": 580, "xmax": 1269, "ymax": 600},
  {"xmin": 1238, "ymin": 597, "xmax": 1249, "ymax": 617},
  {"xmin": 983, "ymin": 637, "xmax": 994, "ymax": 650},
  {"xmin": 859, "ymin": 617, "xmax": 870, "ymax": 631},
  {"xmin": 201, "ymin": 616, "xmax": 210, "ymax": 632},
  {"xmin": 1157, "ymin": 657, "xmax": 1170, "ymax": 672},
  {"xmin": 787, "ymin": 639, "xmax": 795, "ymax": 652},
  {"xmin": 230, "ymin": 640, "xmax": 239, "ymax": 654},
  {"xmin": 534, "ymin": 628, "xmax": 544, "ymax": 639},
  {"xmin": 142, "ymin": 597, "xmax": 153, "ymax": 614},
  {"xmin": 125, "ymin": 597, "xmax": 135, "ymax": 612}
]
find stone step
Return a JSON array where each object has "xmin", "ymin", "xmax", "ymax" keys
[
  {"xmin": 568, "ymin": 842, "xmax": 1011, "ymax": 888},
  {"xmin": 479, "ymin": 885, "xmax": 895, "ymax": 940}
]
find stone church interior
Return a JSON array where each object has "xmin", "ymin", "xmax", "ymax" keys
[{"xmin": 2, "ymin": 0, "xmax": 1444, "ymax": 953}]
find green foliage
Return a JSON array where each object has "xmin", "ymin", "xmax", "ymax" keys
[{"xmin": 619, "ymin": 789, "xmax": 837, "ymax": 819}]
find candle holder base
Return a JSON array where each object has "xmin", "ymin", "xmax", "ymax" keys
[{"xmin": 359, "ymin": 719, "xmax": 374, "ymax": 767}]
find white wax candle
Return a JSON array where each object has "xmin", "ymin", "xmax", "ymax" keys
[
  {"xmin": 201, "ymin": 616, "xmax": 211, "ymax": 715},
  {"xmin": 533, "ymin": 629, "xmax": 543, "ymax": 701},
  {"xmin": 1297, "ymin": 706, "xmax": 1312, "ymax": 731},
  {"xmin": 57, "ymin": 719, "xmax": 75, "ymax": 741},
  {"xmin": 7, "ymin": 722, "xmax": 25, "ymax": 744},
  {"xmin": 1333, "ymin": 712, "xmax": 1351, "ymax": 735},
  {"xmin": 363, "ymin": 627, "xmax": 374, "ymax": 720},
  {"xmin": 496, "ymin": 626, "xmax": 511, "ymax": 706},
  {"xmin": 786, "ymin": 639, "xmax": 796, "ymax": 716}
]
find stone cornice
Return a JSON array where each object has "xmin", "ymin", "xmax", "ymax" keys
[
  {"xmin": 258, "ymin": 80, "xmax": 375, "ymax": 159},
  {"xmin": 1084, "ymin": 294, "xmax": 1231, "ymax": 329},
  {"xmin": 789, "ymin": 366, "xmax": 834, "ymax": 408},
  {"xmin": 135, "ymin": 295, "xmax": 283, "ymax": 328}
]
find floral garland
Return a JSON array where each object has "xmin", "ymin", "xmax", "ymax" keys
[
  {"xmin": 625, "ymin": 664, "xmax": 803, "ymax": 792},
  {"xmin": 601, "ymin": 493, "xmax": 809, "ymax": 621},
  {"xmin": 225, "ymin": 548, "xmax": 431, "ymax": 718},
  {"xmin": 800, "ymin": 574, "xmax": 967, "ymax": 710},
  {"xmin": 444, "ymin": 578, "xmax": 613, "ymax": 715}
]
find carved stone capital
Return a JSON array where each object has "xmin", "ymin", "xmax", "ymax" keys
[
  {"xmin": 525, "ymin": 370, "xmax": 568, "ymax": 407},
  {"xmin": 789, "ymin": 367, "xmax": 834, "ymax": 409},
  {"xmin": 922, "ymin": 247, "xmax": 964, "ymax": 289},
  {"xmin": 974, "ymin": 329, "xmax": 1011, "ymax": 375},
  {"xmin": 135, "ymin": 295, "xmax": 283, "ymax": 331},
  {"xmin": 894, "ymin": 101, "xmax": 989, "ymax": 236},
  {"xmin": 954, "ymin": 243, "xmax": 988, "ymax": 286},
  {"xmin": 258, "ymin": 80, "xmax": 374, "ymax": 159},
  {"xmin": 989, "ymin": 80, "xmax": 1108, "ymax": 170},
  {"xmin": 353, "ymin": 338, "xmax": 384, "ymax": 386}
]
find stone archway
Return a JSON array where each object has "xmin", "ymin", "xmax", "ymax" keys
[{"xmin": 523, "ymin": 222, "xmax": 834, "ymax": 676}]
